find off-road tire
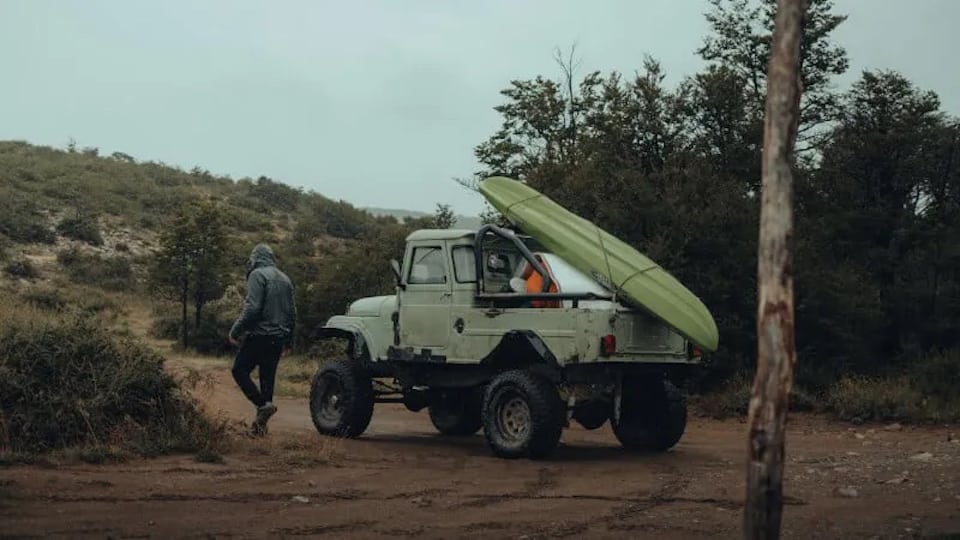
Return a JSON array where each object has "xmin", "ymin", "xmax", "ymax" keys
[
  {"xmin": 428, "ymin": 388, "xmax": 483, "ymax": 436},
  {"xmin": 612, "ymin": 379, "xmax": 687, "ymax": 452},
  {"xmin": 481, "ymin": 370, "xmax": 564, "ymax": 459},
  {"xmin": 309, "ymin": 359, "xmax": 375, "ymax": 438}
]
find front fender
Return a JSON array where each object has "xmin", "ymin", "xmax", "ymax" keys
[{"xmin": 317, "ymin": 316, "xmax": 380, "ymax": 362}]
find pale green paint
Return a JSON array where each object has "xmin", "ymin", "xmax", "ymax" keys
[{"xmin": 324, "ymin": 231, "xmax": 694, "ymax": 367}]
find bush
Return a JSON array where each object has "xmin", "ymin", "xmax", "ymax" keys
[
  {"xmin": 21, "ymin": 288, "xmax": 67, "ymax": 311},
  {"xmin": 694, "ymin": 374, "xmax": 819, "ymax": 419},
  {"xmin": 0, "ymin": 207, "xmax": 55, "ymax": 245},
  {"xmin": 4, "ymin": 259, "xmax": 39, "ymax": 280},
  {"xmin": 56, "ymin": 215, "xmax": 104, "ymax": 246},
  {"xmin": 57, "ymin": 248, "xmax": 133, "ymax": 291},
  {"xmin": 826, "ymin": 376, "xmax": 925, "ymax": 423},
  {"xmin": 0, "ymin": 311, "xmax": 230, "ymax": 456},
  {"xmin": 151, "ymin": 291, "xmax": 240, "ymax": 356},
  {"xmin": 910, "ymin": 349, "xmax": 960, "ymax": 401},
  {"xmin": 19, "ymin": 286, "xmax": 116, "ymax": 317},
  {"xmin": 0, "ymin": 234, "xmax": 10, "ymax": 261}
]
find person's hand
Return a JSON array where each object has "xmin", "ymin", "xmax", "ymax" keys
[{"xmin": 228, "ymin": 335, "xmax": 239, "ymax": 347}]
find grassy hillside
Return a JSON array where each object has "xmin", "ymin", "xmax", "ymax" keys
[
  {"xmin": 0, "ymin": 140, "xmax": 415, "ymax": 247},
  {"xmin": 0, "ymin": 139, "xmax": 441, "ymax": 354}
]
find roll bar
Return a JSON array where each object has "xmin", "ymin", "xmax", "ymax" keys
[{"xmin": 473, "ymin": 224, "xmax": 554, "ymax": 295}]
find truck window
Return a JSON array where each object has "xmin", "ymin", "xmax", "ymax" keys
[
  {"xmin": 451, "ymin": 246, "xmax": 476, "ymax": 283},
  {"xmin": 408, "ymin": 246, "xmax": 447, "ymax": 284}
]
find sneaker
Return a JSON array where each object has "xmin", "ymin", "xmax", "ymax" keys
[
  {"xmin": 249, "ymin": 421, "xmax": 268, "ymax": 438},
  {"xmin": 255, "ymin": 402, "xmax": 278, "ymax": 427}
]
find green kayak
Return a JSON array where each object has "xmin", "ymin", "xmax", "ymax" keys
[{"xmin": 478, "ymin": 176, "xmax": 720, "ymax": 352}]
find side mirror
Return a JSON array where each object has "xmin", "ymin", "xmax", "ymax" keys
[{"xmin": 390, "ymin": 259, "xmax": 405, "ymax": 289}]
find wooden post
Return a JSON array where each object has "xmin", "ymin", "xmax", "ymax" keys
[{"xmin": 744, "ymin": 0, "xmax": 806, "ymax": 539}]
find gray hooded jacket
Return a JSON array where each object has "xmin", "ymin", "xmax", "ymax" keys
[{"xmin": 229, "ymin": 244, "xmax": 297, "ymax": 347}]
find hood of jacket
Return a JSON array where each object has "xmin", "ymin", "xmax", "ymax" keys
[{"xmin": 246, "ymin": 244, "xmax": 277, "ymax": 277}]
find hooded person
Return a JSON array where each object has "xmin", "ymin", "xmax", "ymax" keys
[{"xmin": 228, "ymin": 243, "xmax": 297, "ymax": 436}]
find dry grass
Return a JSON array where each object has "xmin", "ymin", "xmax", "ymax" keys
[{"xmin": 237, "ymin": 434, "xmax": 345, "ymax": 467}]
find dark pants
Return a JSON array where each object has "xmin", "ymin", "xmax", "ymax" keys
[{"xmin": 231, "ymin": 335, "xmax": 283, "ymax": 408}]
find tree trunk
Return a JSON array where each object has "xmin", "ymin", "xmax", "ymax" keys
[
  {"xmin": 180, "ymin": 278, "xmax": 189, "ymax": 349},
  {"xmin": 744, "ymin": 1, "xmax": 806, "ymax": 539},
  {"xmin": 195, "ymin": 294, "xmax": 203, "ymax": 332}
]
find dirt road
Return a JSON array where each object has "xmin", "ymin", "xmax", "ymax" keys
[{"xmin": 2, "ymin": 364, "xmax": 959, "ymax": 539}]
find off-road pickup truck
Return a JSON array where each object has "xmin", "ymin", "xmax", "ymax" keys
[{"xmin": 308, "ymin": 223, "xmax": 706, "ymax": 459}]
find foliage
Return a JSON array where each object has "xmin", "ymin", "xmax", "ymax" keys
[
  {"xmin": 57, "ymin": 248, "xmax": 133, "ymax": 291},
  {"xmin": 698, "ymin": 0, "xmax": 849, "ymax": 149},
  {"xmin": 468, "ymin": 1, "xmax": 960, "ymax": 395},
  {"xmin": 149, "ymin": 201, "xmax": 231, "ymax": 349},
  {"xmin": 433, "ymin": 203, "xmax": 457, "ymax": 229},
  {"xmin": 0, "ymin": 190, "xmax": 55, "ymax": 244},
  {"xmin": 0, "ymin": 140, "xmax": 382, "ymax": 249},
  {"xmin": 280, "ymin": 220, "xmax": 412, "ymax": 352},
  {"xmin": 4, "ymin": 259, "xmax": 39, "ymax": 280},
  {"xmin": 56, "ymin": 210, "xmax": 103, "ymax": 246},
  {"xmin": 0, "ymin": 310, "xmax": 230, "ymax": 455},
  {"xmin": 151, "ymin": 286, "xmax": 243, "ymax": 356}
]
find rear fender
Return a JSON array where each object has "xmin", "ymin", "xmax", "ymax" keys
[{"xmin": 480, "ymin": 330, "xmax": 561, "ymax": 381}]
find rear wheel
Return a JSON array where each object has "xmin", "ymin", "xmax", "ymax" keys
[
  {"xmin": 428, "ymin": 388, "xmax": 483, "ymax": 436},
  {"xmin": 612, "ymin": 378, "xmax": 687, "ymax": 452},
  {"xmin": 481, "ymin": 370, "xmax": 564, "ymax": 459},
  {"xmin": 309, "ymin": 359, "xmax": 375, "ymax": 438}
]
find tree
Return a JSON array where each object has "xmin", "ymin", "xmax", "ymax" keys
[
  {"xmin": 432, "ymin": 203, "xmax": 456, "ymax": 229},
  {"xmin": 744, "ymin": 0, "xmax": 805, "ymax": 537},
  {"xmin": 151, "ymin": 201, "xmax": 231, "ymax": 349},
  {"xmin": 698, "ymin": 0, "xmax": 848, "ymax": 149},
  {"xmin": 794, "ymin": 71, "xmax": 960, "ymax": 373}
]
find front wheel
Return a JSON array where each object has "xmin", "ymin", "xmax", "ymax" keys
[
  {"xmin": 481, "ymin": 370, "xmax": 564, "ymax": 459},
  {"xmin": 309, "ymin": 359, "xmax": 375, "ymax": 438},
  {"xmin": 612, "ymin": 378, "xmax": 687, "ymax": 452}
]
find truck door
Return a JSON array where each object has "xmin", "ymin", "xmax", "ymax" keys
[{"xmin": 398, "ymin": 243, "xmax": 452, "ymax": 353}]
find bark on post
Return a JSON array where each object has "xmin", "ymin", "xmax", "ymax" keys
[{"xmin": 744, "ymin": 0, "xmax": 806, "ymax": 539}]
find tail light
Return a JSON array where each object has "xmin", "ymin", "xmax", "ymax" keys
[
  {"xmin": 688, "ymin": 343, "xmax": 703, "ymax": 360},
  {"xmin": 600, "ymin": 334, "xmax": 616, "ymax": 356}
]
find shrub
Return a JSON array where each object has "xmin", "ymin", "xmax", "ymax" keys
[
  {"xmin": 57, "ymin": 248, "xmax": 133, "ymax": 291},
  {"xmin": 151, "ymin": 291, "xmax": 239, "ymax": 356},
  {"xmin": 825, "ymin": 376, "xmax": 925, "ymax": 422},
  {"xmin": 694, "ymin": 374, "xmax": 820, "ymax": 419},
  {"xmin": 4, "ymin": 259, "xmax": 39, "ymax": 280},
  {"xmin": 0, "ymin": 206, "xmax": 55, "ymax": 245},
  {"xmin": 0, "ymin": 234, "xmax": 10, "ymax": 261},
  {"xmin": 0, "ymin": 311, "xmax": 231, "ymax": 455},
  {"xmin": 21, "ymin": 288, "xmax": 67, "ymax": 311},
  {"xmin": 19, "ymin": 286, "xmax": 116, "ymax": 317},
  {"xmin": 56, "ymin": 215, "xmax": 104, "ymax": 246},
  {"xmin": 910, "ymin": 349, "xmax": 960, "ymax": 401}
]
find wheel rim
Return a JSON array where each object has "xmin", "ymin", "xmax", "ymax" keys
[
  {"xmin": 315, "ymin": 374, "xmax": 345, "ymax": 425},
  {"xmin": 495, "ymin": 391, "xmax": 531, "ymax": 442}
]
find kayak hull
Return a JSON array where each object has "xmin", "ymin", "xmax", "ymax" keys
[{"xmin": 478, "ymin": 176, "xmax": 719, "ymax": 352}]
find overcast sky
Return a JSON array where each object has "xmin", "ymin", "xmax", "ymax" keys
[{"xmin": 2, "ymin": 1, "xmax": 958, "ymax": 216}]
